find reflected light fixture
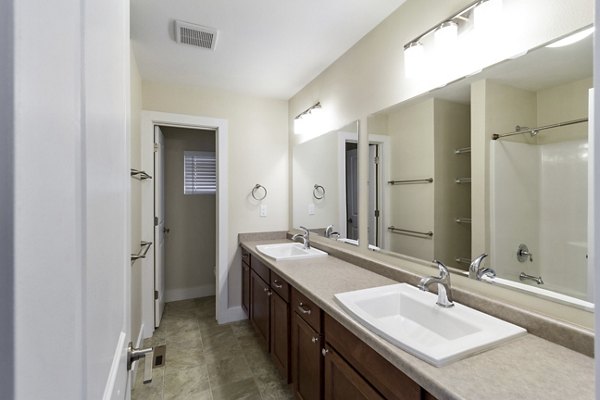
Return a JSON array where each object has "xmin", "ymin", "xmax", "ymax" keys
[
  {"xmin": 294, "ymin": 102, "xmax": 322, "ymax": 134},
  {"xmin": 546, "ymin": 26, "xmax": 594, "ymax": 48}
]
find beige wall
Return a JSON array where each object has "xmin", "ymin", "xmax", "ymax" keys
[
  {"xmin": 142, "ymin": 81, "xmax": 289, "ymax": 308},
  {"xmin": 387, "ymin": 99, "xmax": 435, "ymax": 260},
  {"xmin": 162, "ymin": 127, "xmax": 216, "ymax": 301},
  {"xmin": 130, "ymin": 51, "xmax": 143, "ymax": 341},
  {"xmin": 433, "ymin": 99, "xmax": 471, "ymax": 270}
]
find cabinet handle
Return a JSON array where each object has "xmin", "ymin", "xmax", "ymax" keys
[
  {"xmin": 263, "ymin": 287, "xmax": 272, "ymax": 296},
  {"xmin": 272, "ymin": 280, "xmax": 283, "ymax": 289},
  {"xmin": 312, "ymin": 336, "xmax": 319, "ymax": 343},
  {"xmin": 297, "ymin": 302, "xmax": 312, "ymax": 315},
  {"xmin": 322, "ymin": 348, "xmax": 329, "ymax": 356}
]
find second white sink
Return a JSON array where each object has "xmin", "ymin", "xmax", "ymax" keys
[
  {"xmin": 335, "ymin": 283, "xmax": 526, "ymax": 367},
  {"xmin": 256, "ymin": 242, "xmax": 327, "ymax": 261}
]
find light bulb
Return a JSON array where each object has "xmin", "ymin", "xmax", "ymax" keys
[
  {"xmin": 404, "ymin": 41, "xmax": 424, "ymax": 79},
  {"xmin": 434, "ymin": 21, "xmax": 458, "ymax": 49}
]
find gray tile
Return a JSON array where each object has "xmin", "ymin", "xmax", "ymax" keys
[
  {"xmin": 211, "ymin": 377, "xmax": 262, "ymax": 400},
  {"xmin": 164, "ymin": 365, "xmax": 211, "ymax": 400},
  {"xmin": 132, "ymin": 364, "xmax": 164, "ymax": 400},
  {"xmin": 167, "ymin": 326, "xmax": 204, "ymax": 346},
  {"xmin": 230, "ymin": 320, "xmax": 254, "ymax": 338},
  {"xmin": 254, "ymin": 377, "xmax": 294, "ymax": 400},
  {"xmin": 166, "ymin": 341, "xmax": 206, "ymax": 368},
  {"xmin": 206, "ymin": 353, "xmax": 253, "ymax": 387}
]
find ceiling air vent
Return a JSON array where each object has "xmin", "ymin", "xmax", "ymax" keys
[{"xmin": 175, "ymin": 20, "xmax": 218, "ymax": 51}]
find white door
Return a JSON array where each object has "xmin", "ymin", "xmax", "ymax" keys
[
  {"xmin": 85, "ymin": 0, "xmax": 132, "ymax": 398},
  {"xmin": 346, "ymin": 147, "xmax": 359, "ymax": 240},
  {"xmin": 154, "ymin": 126, "xmax": 166, "ymax": 327},
  {"xmin": 368, "ymin": 144, "xmax": 379, "ymax": 246}
]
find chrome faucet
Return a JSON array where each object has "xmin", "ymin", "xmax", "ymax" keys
[
  {"xmin": 418, "ymin": 260, "xmax": 454, "ymax": 308},
  {"xmin": 469, "ymin": 253, "xmax": 496, "ymax": 280},
  {"xmin": 292, "ymin": 226, "xmax": 310, "ymax": 249},
  {"xmin": 325, "ymin": 225, "xmax": 340, "ymax": 239}
]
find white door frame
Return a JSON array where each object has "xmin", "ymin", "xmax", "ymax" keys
[
  {"xmin": 337, "ymin": 131, "xmax": 358, "ymax": 239},
  {"xmin": 141, "ymin": 111, "xmax": 229, "ymax": 337}
]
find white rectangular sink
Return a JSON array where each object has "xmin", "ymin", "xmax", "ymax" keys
[
  {"xmin": 256, "ymin": 243, "xmax": 328, "ymax": 261},
  {"xmin": 335, "ymin": 283, "xmax": 526, "ymax": 367}
]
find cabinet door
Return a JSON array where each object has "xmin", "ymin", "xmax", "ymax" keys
[
  {"xmin": 292, "ymin": 312, "xmax": 322, "ymax": 400},
  {"xmin": 270, "ymin": 291, "xmax": 290, "ymax": 382},
  {"xmin": 324, "ymin": 346, "xmax": 384, "ymax": 400},
  {"xmin": 250, "ymin": 270, "xmax": 270, "ymax": 351},
  {"xmin": 242, "ymin": 261, "xmax": 250, "ymax": 316}
]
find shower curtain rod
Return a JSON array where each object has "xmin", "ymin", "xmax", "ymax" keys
[{"xmin": 491, "ymin": 117, "xmax": 588, "ymax": 140}]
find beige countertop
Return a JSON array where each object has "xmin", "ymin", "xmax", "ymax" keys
[{"xmin": 240, "ymin": 238, "xmax": 594, "ymax": 400}]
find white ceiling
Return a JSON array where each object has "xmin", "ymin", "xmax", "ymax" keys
[{"xmin": 131, "ymin": 0, "xmax": 407, "ymax": 100}]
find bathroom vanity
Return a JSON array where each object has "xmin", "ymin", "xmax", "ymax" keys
[{"xmin": 239, "ymin": 235, "xmax": 594, "ymax": 400}]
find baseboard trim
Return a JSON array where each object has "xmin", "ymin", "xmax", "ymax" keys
[
  {"xmin": 218, "ymin": 306, "xmax": 246, "ymax": 324},
  {"xmin": 165, "ymin": 284, "xmax": 215, "ymax": 303}
]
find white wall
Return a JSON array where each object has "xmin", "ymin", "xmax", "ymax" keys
[
  {"xmin": 142, "ymin": 81, "xmax": 288, "ymax": 309},
  {"xmin": 130, "ymin": 50, "xmax": 144, "ymax": 342},
  {"xmin": 163, "ymin": 127, "xmax": 217, "ymax": 301},
  {"xmin": 0, "ymin": 0, "xmax": 14, "ymax": 396}
]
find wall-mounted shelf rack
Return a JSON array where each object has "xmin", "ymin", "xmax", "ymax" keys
[
  {"xmin": 388, "ymin": 178, "xmax": 433, "ymax": 185},
  {"xmin": 387, "ymin": 226, "xmax": 433, "ymax": 238},
  {"xmin": 455, "ymin": 257, "xmax": 471, "ymax": 266},
  {"xmin": 131, "ymin": 241, "xmax": 153, "ymax": 263},
  {"xmin": 455, "ymin": 217, "xmax": 472, "ymax": 224},
  {"xmin": 131, "ymin": 169, "xmax": 152, "ymax": 180},
  {"xmin": 455, "ymin": 177, "xmax": 471, "ymax": 184},
  {"xmin": 454, "ymin": 147, "xmax": 471, "ymax": 155}
]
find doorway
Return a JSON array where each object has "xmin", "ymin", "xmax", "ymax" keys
[
  {"xmin": 141, "ymin": 111, "xmax": 230, "ymax": 339},
  {"xmin": 155, "ymin": 126, "xmax": 217, "ymax": 327}
]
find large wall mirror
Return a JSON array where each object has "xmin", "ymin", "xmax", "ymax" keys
[
  {"xmin": 293, "ymin": 121, "xmax": 359, "ymax": 240},
  {"xmin": 365, "ymin": 26, "xmax": 593, "ymax": 309}
]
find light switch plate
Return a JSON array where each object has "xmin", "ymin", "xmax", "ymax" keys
[
  {"xmin": 260, "ymin": 204, "xmax": 267, "ymax": 217},
  {"xmin": 308, "ymin": 203, "xmax": 315, "ymax": 215}
]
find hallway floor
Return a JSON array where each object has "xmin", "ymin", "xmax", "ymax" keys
[{"xmin": 132, "ymin": 297, "xmax": 294, "ymax": 400}]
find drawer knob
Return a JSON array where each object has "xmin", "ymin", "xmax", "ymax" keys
[
  {"xmin": 298, "ymin": 302, "xmax": 312, "ymax": 315},
  {"xmin": 272, "ymin": 280, "xmax": 283, "ymax": 289},
  {"xmin": 312, "ymin": 336, "xmax": 319, "ymax": 343},
  {"xmin": 322, "ymin": 348, "xmax": 329, "ymax": 356}
]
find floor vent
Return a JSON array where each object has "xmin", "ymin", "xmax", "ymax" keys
[
  {"xmin": 153, "ymin": 345, "xmax": 166, "ymax": 368},
  {"xmin": 175, "ymin": 20, "xmax": 218, "ymax": 50}
]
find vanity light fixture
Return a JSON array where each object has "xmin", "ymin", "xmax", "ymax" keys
[
  {"xmin": 294, "ymin": 102, "xmax": 322, "ymax": 134},
  {"xmin": 434, "ymin": 21, "xmax": 458, "ymax": 48},
  {"xmin": 403, "ymin": 0, "xmax": 503, "ymax": 78},
  {"xmin": 403, "ymin": 41, "xmax": 425, "ymax": 79},
  {"xmin": 473, "ymin": 0, "xmax": 503, "ymax": 32},
  {"xmin": 546, "ymin": 26, "xmax": 594, "ymax": 48}
]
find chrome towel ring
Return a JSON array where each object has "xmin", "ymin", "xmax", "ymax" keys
[
  {"xmin": 252, "ymin": 184, "xmax": 267, "ymax": 201},
  {"xmin": 313, "ymin": 184, "xmax": 325, "ymax": 200}
]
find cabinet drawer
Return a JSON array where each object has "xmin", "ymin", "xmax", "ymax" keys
[
  {"xmin": 241, "ymin": 248, "xmax": 251, "ymax": 266},
  {"xmin": 270, "ymin": 271, "xmax": 290, "ymax": 302},
  {"xmin": 291, "ymin": 287, "xmax": 321, "ymax": 333},
  {"xmin": 251, "ymin": 256, "xmax": 270, "ymax": 283},
  {"xmin": 324, "ymin": 313, "xmax": 420, "ymax": 400}
]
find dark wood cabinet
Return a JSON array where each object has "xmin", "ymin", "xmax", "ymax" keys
[
  {"xmin": 242, "ymin": 261, "xmax": 250, "ymax": 316},
  {"xmin": 250, "ymin": 270, "xmax": 271, "ymax": 351},
  {"xmin": 324, "ymin": 314, "xmax": 420, "ymax": 400},
  {"xmin": 291, "ymin": 311, "xmax": 322, "ymax": 400},
  {"xmin": 241, "ymin": 246, "xmax": 436, "ymax": 400},
  {"xmin": 270, "ymin": 290, "xmax": 290, "ymax": 381},
  {"xmin": 323, "ymin": 345, "xmax": 384, "ymax": 400}
]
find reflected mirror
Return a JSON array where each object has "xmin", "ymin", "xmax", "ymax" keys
[
  {"xmin": 293, "ymin": 121, "xmax": 359, "ymax": 241},
  {"xmin": 366, "ymin": 27, "xmax": 593, "ymax": 305}
]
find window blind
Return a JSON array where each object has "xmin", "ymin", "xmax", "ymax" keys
[{"xmin": 184, "ymin": 151, "xmax": 216, "ymax": 195}]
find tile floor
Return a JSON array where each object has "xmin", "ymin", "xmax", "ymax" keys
[{"xmin": 132, "ymin": 296, "xmax": 294, "ymax": 400}]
